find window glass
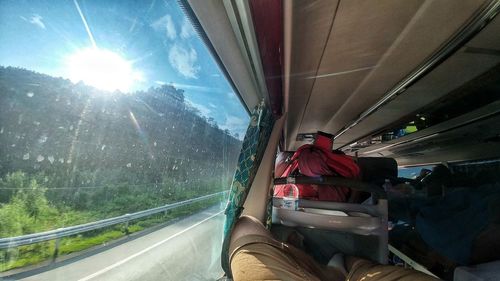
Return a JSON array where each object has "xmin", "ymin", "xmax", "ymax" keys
[
  {"xmin": 0, "ymin": 0, "xmax": 248, "ymax": 278},
  {"xmin": 398, "ymin": 165, "xmax": 436, "ymax": 179}
]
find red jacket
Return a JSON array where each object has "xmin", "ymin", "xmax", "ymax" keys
[{"xmin": 274, "ymin": 133, "xmax": 360, "ymax": 202}]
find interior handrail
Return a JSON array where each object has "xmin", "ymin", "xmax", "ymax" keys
[{"xmin": 274, "ymin": 176, "xmax": 386, "ymax": 199}]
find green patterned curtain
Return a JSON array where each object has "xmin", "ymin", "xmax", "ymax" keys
[
  {"xmin": 221, "ymin": 101, "xmax": 274, "ymax": 276},
  {"xmin": 265, "ymin": 195, "xmax": 273, "ymax": 229}
]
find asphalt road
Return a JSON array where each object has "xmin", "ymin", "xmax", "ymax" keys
[{"xmin": 12, "ymin": 206, "xmax": 225, "ymax": 281}]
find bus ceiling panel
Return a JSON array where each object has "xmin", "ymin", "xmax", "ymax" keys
[
  {"xmin": 186, "ymin": 0, "xmax": 261, "ymax": 113},
  {"xmin": 283, "ymin": 0, "xmax": 339, "ymax": 151},
  {"xmin": 323, "ymin": 0, "xmax": 490, "ymax": 137},
  {"xmin": 296, "ymin": 68, "xmax": 372, "ymax": 137},
  {"xmin": 333, "ymin": 14, "xmax": 500, "ymax": 150},
  {"xmin": 285, "ymin": 0, "xmax": 487, "ymax": 151},
  {"xmin": 328, "ymin": 0, "xmax": 499, "ymax": 144},
  {"xmin": 296, "ymin": 0, "xmax": 424, "ymax": 141}
]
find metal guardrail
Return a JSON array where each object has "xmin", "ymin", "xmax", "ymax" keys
[{"xmin": 0, "ymin": 191, "xmax": 227, "ymax": 249}]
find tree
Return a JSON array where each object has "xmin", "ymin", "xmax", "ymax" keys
[{"xmin": 0, "ymin": 172, "xmax": 54, "ymax": 236}]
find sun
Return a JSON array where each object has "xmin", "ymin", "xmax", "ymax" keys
[{"xmin": 66, "ymin": 48, "xmax": 143, "ymax": 92}]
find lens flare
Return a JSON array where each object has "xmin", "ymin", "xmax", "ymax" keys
[{"xmin": 67, "ymin": 48, "xmax": 142, "ymax": 92}]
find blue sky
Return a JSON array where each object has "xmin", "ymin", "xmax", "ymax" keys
[{"xmin": 0, "ymin": 0, "xmax": 249, "ymax": 138}]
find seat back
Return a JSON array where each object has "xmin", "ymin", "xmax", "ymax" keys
[{"xmin": 272, "ymin": 175, "xmax": 389, "ymax": 264}]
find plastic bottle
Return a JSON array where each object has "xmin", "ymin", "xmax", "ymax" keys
[
  {"xmin": 282, "ymin": 185, "xmax": 299, "ymax": 210},
  {"xmin": 382, "ymin": 179, "xmax": 392, "ymax": 192}
]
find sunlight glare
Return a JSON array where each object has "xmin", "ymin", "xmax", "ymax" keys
[{"xmin": 67, "ymin": 48, "xmax": 142, "ymax": 92}]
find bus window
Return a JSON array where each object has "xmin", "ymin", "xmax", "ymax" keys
[{"xmin": 0, "ymin": 0, "xmax": 248, "ymax": 278}]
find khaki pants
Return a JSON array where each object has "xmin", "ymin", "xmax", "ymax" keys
[
  {"xmin": 345, "ymin": 258, "xmax": 439, "ymax": 281},
  {"xmin": 230, "ymin": 235, "xmax": 439, "ymax": 281}
]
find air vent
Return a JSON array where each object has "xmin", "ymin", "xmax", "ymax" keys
[{"xmin": 296, "ymin": 133, "xmax": 316, "ymax": 142}]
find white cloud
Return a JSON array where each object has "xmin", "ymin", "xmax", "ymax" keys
[
  {"xmin": 220, "ymin": 115, "xmax": 248, "ymax": 139},
  {"xmin": 21, "ymin": 14, "xmax": 46, "ymax": 29},
  {"xmin": 150, "ymin": 16, "xmax": 164, "ymax": 30},
  {"xmin": 165, "ymin": 15, "xmax": 176, "ymax": 40},
  {"xmin": 155, "ymin": 81, "xmax": 224, "ymax": 94},
  {"xmin": 180, "ymin": 18, "xmax": 196, "ymax": 39},
  {"xmin": 30, "ymin": 14, "xmax": 46, "ymax": 29},
  {"xmin": 224, "ymin": 116, "xmax": 247, "ymax": 128},
  {"xmin": 151, "ymin": 14, "xmax": 176, "ymax": 40},
  {"xmin": 172, "ymin": 83, "xmax": 222, "ymax": 93},
  {"xmin": 168, "ymin": 44, "xmax": 200, "ymax": 79},
  {"xmin": 186, "ymin": 99, "xmax": 211, "ymax": 117},
  {"xmin": 208, "ymin": 103, "xmax": 217, "ymax": 108}
]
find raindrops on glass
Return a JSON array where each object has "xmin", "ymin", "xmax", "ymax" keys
[{"xmin": 38, "ymin": 134, "xmax": 48, "ymax": 143}]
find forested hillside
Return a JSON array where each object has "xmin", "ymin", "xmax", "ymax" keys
[{"xmin": 0, "ymin": 66, "xmax": 243, "ymax": 234}]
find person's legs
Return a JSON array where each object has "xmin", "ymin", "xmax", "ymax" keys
[
  {"xmin": 345, "ymin": 256, "xmax": 440, "ymax": 281},
  {"xmin": 231, "ymin": 242, "xmax": 321, "ymax": 281},
  {"xmin": 229, "ymin": 216, "xmax": 344, "ymax": 281},
  {"xmin": 229, "ymin": 216, "xmax": 440, "ymax": 281}
]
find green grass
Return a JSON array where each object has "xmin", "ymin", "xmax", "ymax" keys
[
  {"xmin": 0, "ymin": 200, "xmax": 220, "ymax": 272},
  {"xmin": 0, "ymin": 242, "xmax": 54, "ymax": 272},
  {"xmin": 2, "ymin": 253, "xmax": 50, "ymax": 273},
  {"xmin": 58, "ymin": 230, "xmax": 125, "ymax": 256}
]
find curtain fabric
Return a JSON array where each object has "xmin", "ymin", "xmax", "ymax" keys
[{"xmin": 221, "ymin": 101, "xmax": 274, "ymax": 276}]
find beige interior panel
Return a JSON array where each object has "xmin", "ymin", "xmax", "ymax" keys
[
  {"xmin": 334, "ymin": 52, "xmax": 500, "ymax": 148},
  {"xmin": 190, "ymin": 0, "xmax": 496, "ymax": 163},
  {"xmin": 322, "ymin": 0, "xmax": 486, "ymax": 134},
  {"xmin": 297, "ymin": 0, "xmax": 423, "ymax": 135},
  {"xmin": 298, "ymin": 69, "xmax": 370, "ymax": 132},
  {"xmin": 283, "ymin": 0, "xmax": 488, "ymax": 150},
  {"xmin": 333, "ymin": 14, "xmax": 500, "ymax": 148},
  {"xmin": 315, "ymin": 0, "xmax": 424, "ymax": 75},
  {"xmin": 285, "ymin": 0, "xmax": 484, "ymax": 150},
  {"xmin": 284, "ymin": 0, "xmax": 339, "ymax": 149}
]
